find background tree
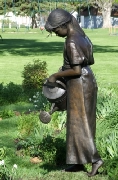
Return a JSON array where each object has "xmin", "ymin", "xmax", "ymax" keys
[
  {"xmin": 90, "ymin": 0, "xmax": 118, "ymax": 28},
  {"xmin": 0, "ymin": 0, "xmax": 79, "ymax": 28}
]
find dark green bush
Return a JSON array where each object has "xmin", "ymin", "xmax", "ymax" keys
[
  {"xmin": 0, "ymin": 82, "xmax": 23, "ymax": 105},
  {"xmin": 16, "ymin": 111, "xmax": 66, "ymax": 165},
  {"xmin": 38, "ymin": 135, "xmax": 66, "ymax": 165},
  {"xmin": 22, "ymin": 59, "xmax": 48, "ymax": 92},
  {"xmin": 16, "ymin": 135, "xmax": 66, "ymax": 166}
]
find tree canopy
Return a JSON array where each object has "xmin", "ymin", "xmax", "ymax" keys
[
  {"xmin": 0, "ymin": 0, "xmax": 118, "ymax": 28},
  {"xmin": 0, "ymin": 0, "xmax": 81, "ymax": 16}
]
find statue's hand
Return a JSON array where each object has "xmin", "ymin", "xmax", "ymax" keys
[
  {"xmin": 48, "ymin": 74, "xmax": 56, "ymax": 83},
  {"xmin": 43, "ymin": 75, "xmax": 57, "ymax": 88}
]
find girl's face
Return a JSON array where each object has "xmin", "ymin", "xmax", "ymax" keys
[{"xmin": 52, "ymin": 25, "xmax": 67, "ymax": 37}]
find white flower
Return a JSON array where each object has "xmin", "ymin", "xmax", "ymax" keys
[
  {"xmin": 34, "ymin": 105, "xmax": 38, "ymax": 107},
  {"xmin": 0, "ymin": 160, "xmax": 5, "ymax": 166},
  {"xmin": 29, "ymin": 98, "xmax": 32, "ymax": 101},
  {"xmin": 36, "ymin": 92, "xmax": 39, "ymax": 95},
  {"xmin": 13, "ymin": 164, "xmax": 18, "ymax": 169},
  {"xmin": 33, "ymin": 95, "xmax": 36, "ymax": 98},
  {"xmin": 34, "ymin": 100, "xmax": 37, "ymax": 103}
]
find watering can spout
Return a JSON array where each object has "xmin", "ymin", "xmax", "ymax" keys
[
  {"xmin": 39, "ymin": 103, "xmax": 59, "ymax": 124},
  {"xmin": 39, "ymin": 78, "xmax": 67, "ymax": 124}
]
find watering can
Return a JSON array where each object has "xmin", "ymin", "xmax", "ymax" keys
[{"xmin": 39, "ymin": 78, "xmax": 67, "ymax": 124}]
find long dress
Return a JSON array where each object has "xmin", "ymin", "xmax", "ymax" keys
[{"xmin": 62, "ymin": 33, "xmax": 101, "ymax": 164}]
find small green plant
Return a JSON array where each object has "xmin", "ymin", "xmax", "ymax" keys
[
  {"xmin": 0, "ymin": 147, "xmax": 18, "ymax": 180},
  {"xmin": 29, "ymin": 90, "xmax": 51, "ymax": 111},
  {"xmin": 0, "ymin": 160, "xmax": 11, "ymax": 180},
  {"xmin": 0, "ymin": 147, "xmax": 6, "ymax": 160},
  {"xmin": 96, "ymin": 104, "xmax": 118, "ymax": 158},
  {"xmin": 22, "ymin": 59, "xmax": 48, "ymax": 92},
  {"xmin": 96, "ymin": 87, "xmax": 118, "ymax": 119},
  {"xmin": 17, "ymin": 113, "xmax": 40, "ymax": 138},
  {"xmin": 0, "ymin": 160, "xmax": 18, "ymax": 180},
  {"xmin": 104, "ymin": 157, "xmax": 118, "ymax": 180},
  {"xmin": 0, "ymin": 109, "xmax": 15, "ymax": 119},
  {"xmin": 96, "ymin": 86, "xmax": 118, "ymax": 158}
]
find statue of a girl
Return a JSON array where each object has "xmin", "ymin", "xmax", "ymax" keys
[{"xmin": 44, "ymin": 8, "xmax": 103, "ymax": 176}]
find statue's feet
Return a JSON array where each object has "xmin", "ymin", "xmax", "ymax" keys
[
  {"xmin": 87, "ymin": 159, "xmax": 103, "ymax": 177},
  {"xmin": 63, "ymin": 164, "xmax": 86, "ymax": 172}
]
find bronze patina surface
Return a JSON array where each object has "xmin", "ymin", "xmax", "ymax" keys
[{"xmin": 42, "ymin": 8, "xmax": 103, "ymax": 176}]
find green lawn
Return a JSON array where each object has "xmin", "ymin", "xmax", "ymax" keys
[
  {"xmin": 0, "ymin": 29, "xmax": 65, "ymax": 84},
  {"xmin": 0, "ymin": 28, "xmax": 118, "ymax": 85},
  {"xmin": 0, "ymin": 28, "xmax": 118, "ymax": 179}
]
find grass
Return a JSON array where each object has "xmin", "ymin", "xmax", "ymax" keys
[
  {"xmin": 0, "ymin": 28, "xmax": 118, "ymax": 179},
  {"xmin": 85, "ymin": 29, "xmax": 118, "ymax": 85},
  {"xmin": 0, "ymin": 116, "xmax": 109, "ymax": 179},
  {"xmin": 0, "ymin": 28, "xmax": 65, "ymax": 84},
  {"xmin": 0, "ymin": 28, "xmax": 118, "ymax": 86},
  {"xmin": 0, "ymin": 117, "xmax": 109, "ymax": 180}
]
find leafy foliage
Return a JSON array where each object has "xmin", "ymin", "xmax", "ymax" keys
[
  {"xmin": 0, "ymin": 147, "xmax": 6, "ymax": 160},
  {"xmin": 22, "ymin": 59, "xmax": 48, "ymax": 92},
  {"xmin": 0, "ymin": 109, "xmax": 15, "ymax": 119},
  {"xmin": 17, "ymin": 112, "xmax": 40, "ymax": 138},
  {"xmin": 38, "ymin": 135, "xmax": 66, "ymax": 165},
  {"xmin": 0, "ymin": 82, "xmax": 23, "ymax": 105},
  {"xmin": 95, "ymin": 86, "xmax": 118, "ymax": 179},
  {"xmin": 16, "ymin": 110, "xmax": 66, "ymax": 164},
  {"xmin": 0, "ymin": 0, "xmax": 79, "ymax": 16},
  {"xmin": 96, "ymin": 87, "xmax": 118, "ymax": 119},
  {"xmin": 29, "ymin": 90, "xmax": 51, "ymax": 111},
  {"xmin": 104, "ymin": 157, "xmax": 118, "ymax": 180}
]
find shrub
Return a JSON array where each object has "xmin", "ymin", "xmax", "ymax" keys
[
  {"xmin": 0, "ymin": 82, "xmax": 23, "ymax": 105},
  {"xmin": 38, "ymin": 135, "xmax": 66, "ymax": 165},
  {"xmin": 16, "ymin": 134, "xmax": 66, "ymax": 166},
  {"xmin": 22, "ymin": 59, "xmax": 48, "ymax": 92},
  {"xmin": 16, "ymin": 111, "xmax": 66, "ymax": 165}
]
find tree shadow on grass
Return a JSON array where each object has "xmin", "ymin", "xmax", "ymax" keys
[
  {"xmin": 0, "ymin": 39, "xmax": 118, "ymax": 57},
  {"xmin": 0, "ymin": 39, "xmax": 64, "ymax": 57},
  {"xmin": 93, "ymin": 45, "xmax": 118, "ymax": 53}
]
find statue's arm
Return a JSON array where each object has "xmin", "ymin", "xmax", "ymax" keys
[
  {"xmin": 48, "ymin": 65, "xmax": 81, "ymax": 83},
  {"xmin": 48, "ymin": 42, "xmax": 83, "ymax": 83}
]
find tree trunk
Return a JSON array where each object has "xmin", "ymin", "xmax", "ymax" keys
[
  {"xmin": 31, "ymin": 16, "xmax": 37, "ymax": 29},
  {"xmin": 93, "ymin": 0, "xmax": 113, "ymax": 28},
  {"xmin": 102, "ymin": 5, "xmax": 112, "ymax": 28}
]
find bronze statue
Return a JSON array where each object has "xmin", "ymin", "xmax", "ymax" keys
[{"xmin": 41, "ymin": 8, "xmax": 103, "ymax": 176}]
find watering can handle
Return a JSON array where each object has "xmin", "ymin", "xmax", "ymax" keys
[{"xmin": 43, "ymin": 78, "xmax": 66, "ymax": 90}]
